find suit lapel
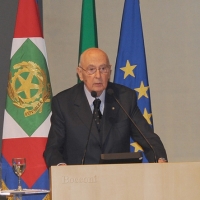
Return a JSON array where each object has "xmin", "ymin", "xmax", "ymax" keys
[
  {"xmin": 74, "ymin": 87, "xmax": 92, "ymax": 129},
  {"xmin": 101, "ymin": 86, "xmax": 120, "ymax": 146}
]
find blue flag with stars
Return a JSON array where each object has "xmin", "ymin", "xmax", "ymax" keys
[{"xmin": 114, "ymin": 0, "xmax": 153, "ymax": 162}]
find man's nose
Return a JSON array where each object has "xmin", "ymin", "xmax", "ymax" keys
[{"xmin": 95, "ymin": 68, "xmax": 101, "ymax": 78}]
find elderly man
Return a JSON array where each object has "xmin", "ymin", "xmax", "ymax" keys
[{"xmin": 44, "ymin": 48, "xmax": 167, "ymax": 167}]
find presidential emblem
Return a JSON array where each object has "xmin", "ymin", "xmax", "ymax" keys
[{"xmin": 7, "ymin": 61, "xmax": 51, "ymax": 117}]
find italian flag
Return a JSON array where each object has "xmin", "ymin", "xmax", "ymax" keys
[
  {"xmin": 78, "ymin": 0, "xmax": 98, "ymax": 82},
  {"xmin": 1, "ymin": 0, "xmax": 51, "ymax": 199}
]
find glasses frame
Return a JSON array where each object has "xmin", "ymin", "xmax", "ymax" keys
[{"xmin": 79, "ymin": 65, "xmax": 111, "ymax": 75}]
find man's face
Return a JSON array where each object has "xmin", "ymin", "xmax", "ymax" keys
[{"xmin": 77, "ymin": 49, "xmax": 111, "ymax": 97}]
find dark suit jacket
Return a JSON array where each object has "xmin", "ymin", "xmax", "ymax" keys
[{"xmin": 44, "ymin": 82, "xmax": 167, "ymax": 167}]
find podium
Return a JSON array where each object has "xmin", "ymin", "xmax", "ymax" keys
[{"xmin": 50, "ymin": 162, "xmax": 200, "ymax": 200}]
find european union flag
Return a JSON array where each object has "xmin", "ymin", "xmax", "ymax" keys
[{"xmin": 114, "ymin": 0, "xmax": 153, "ymax": 162}]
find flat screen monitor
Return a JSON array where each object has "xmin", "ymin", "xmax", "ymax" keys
[{"xmin": 99, "ymin": 152, "xmax": 143, "ymax": 164}]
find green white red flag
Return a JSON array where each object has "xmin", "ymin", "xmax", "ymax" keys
[{"xmin": 78, "ymin": 0, "xmax": 98, "ymax": 82}]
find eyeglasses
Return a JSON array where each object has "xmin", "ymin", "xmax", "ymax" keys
[{"xmin": 79, "ymin": 65, "xmax": 111, "ymax": 75}]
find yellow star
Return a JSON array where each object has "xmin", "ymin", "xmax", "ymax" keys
[
  {"xmin": 134, "ymin": 81, "xmax": 149, "ymax": 99},
  {"xmin": 120, "ymin": 60, "xmax": 136, "ymax": 79},
  {"xmin": 143, "ymin": 108, "xmax": 152, "ymax": 125},
  {"xmin": 131, "ymin": 142, "xmax": 144, "ymax": 152},
  {"xmin": 17, "ymin": 71, "xmax": 40, "ymax": 98}
]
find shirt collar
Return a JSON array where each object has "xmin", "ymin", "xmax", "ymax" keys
[{"xmin": 84, "ymin": 85, "xmax": 105, "ymax": 112}]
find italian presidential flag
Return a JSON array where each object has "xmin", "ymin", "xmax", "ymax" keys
[{"xmin": 1, "ymin": 0, "xmax": 51, "ymax": 199}]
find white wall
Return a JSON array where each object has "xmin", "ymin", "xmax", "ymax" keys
[{"xmin": 43, "ymin": 0, "xmax": 200, "ymax": 162}]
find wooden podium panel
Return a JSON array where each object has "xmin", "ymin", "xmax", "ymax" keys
[{"xmin": 50, "ymin": 162, "xmax": 200, "ymax": 200}]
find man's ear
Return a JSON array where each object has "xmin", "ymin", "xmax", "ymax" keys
[
  {"xmin": 77, "ymin": 67, "xmax": 83, "ymax": 81},
  {"xmin": 108, "ymin": 69, "xmax": 112, "ymax": 81}
]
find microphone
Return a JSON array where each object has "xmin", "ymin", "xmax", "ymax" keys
[
  {"xmin": 91, "ymin": 91, "xmax": 97, "ymax": 98},
  {"xmin": 81, "ymin": 91, "xmax": 97, "ymax": 164},
  {"xmin": 107, "ymin": 88, "xmax": 157, "ymax": 163}
]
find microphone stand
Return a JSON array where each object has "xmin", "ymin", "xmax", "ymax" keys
[{"xmin": 81, "ymin": 91, "xmax": 97, "ymax": 164}]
